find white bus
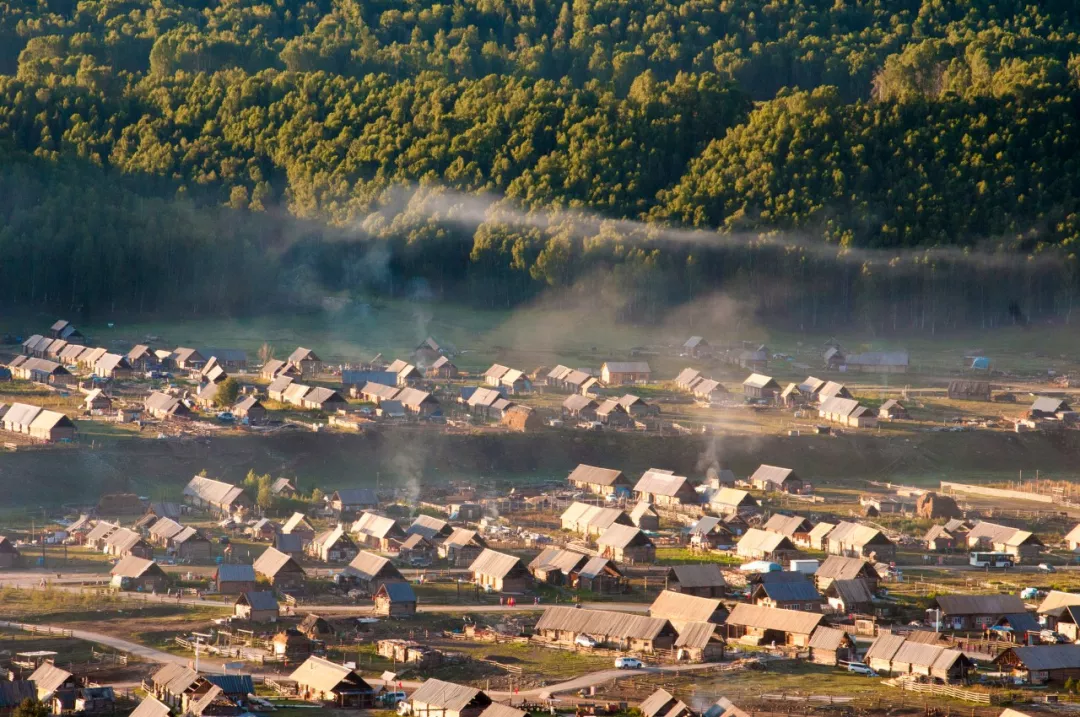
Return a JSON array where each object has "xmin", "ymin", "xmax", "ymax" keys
[{"xmin": 970, "ymin": 552, "xmax": 1013, "ymax": 568}]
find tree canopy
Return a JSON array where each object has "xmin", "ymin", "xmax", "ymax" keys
[{"xmin": 1, "ymin": 0, "xmax": 1079, "ymax": 329}]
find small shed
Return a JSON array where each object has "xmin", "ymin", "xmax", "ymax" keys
[
  {"xmin": 374, "ymin": 581, "xmax": 418, "ymax": 617},
  {"xmin": 234, "ymin": 591, "xmax": 280, "ymax": 622}
]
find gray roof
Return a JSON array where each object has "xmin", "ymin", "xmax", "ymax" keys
[
  {"xmin": 536, "ymin": 605, "xmax": 672, "ymax": 641},
  {"xmin": 650, "ymin": 590, "xmax": 725, "ymax": 623},
  {"xmin": 815, "ymin": 555, "xmax": 874, "ymax": 581},
  {"xmin": 333, "ymin": 488, "xmax": 379, "ymax": 506},
  {"xmin": 410, "ymin": 679, "xmax": 489, "ymax": 712},
  {"xmin": 407, "ymin": 515, "xmax": 450, "ymax": 540},
  {"xmin": 345, "ymin": 551, "xmax": 403, "ymax": 582},
  {"xmin": 217, "ymin": 564, "xmax": 256, "ymax": 582},
  {"xmin": 753, "ymin": 579, "xmax": 821, "ymax": 603},
  {"xmin": 807, "ymin": 626, "xmax": 852, "ymax": 651},
  {"xmin": 750, "ymin": 465, "xmax": 797, "ymax": 486},
  {"xmin": 128, "ymin": 697, "xmax": 171, "ymax": 717},
  {"xmin": 469, "ymin": 549, "xmax": 526, "ymax": 579},
  {"xmin": 1001, "ymin": 645, "xmax": 1080, "ymax": 670},
  {"xmin": 596, "ymin": 524, "xmax": 652, "ymax": 550},
  {"xmin": 936, "ymin": 594, "xmax": 1026, "ymax": 616},
  {"xmin": 736, "ymin": 528, "xmax": 794, "ymax": 555},
  {"xmin": 763, "ymin": 514, "xmax": 812, "ymax": 537},
  {"xmin": 725, "ymin": 603, "xmax": 823, "ymax": 635},
  {"xmin": 568, "ymin": 464, "xmax": 626, "ymax": 486},
  {"xmin": 577, "ymin": 557, "xmax": 621, "ymax": 580},
  {"xmin": 239, "ymin": 591, "xmax": 279, "ymax": 611},
  {"xmin": 673, "ymin": 621, "xmax": 721, "ymax": 649},
  {"xmin": 634, "ymin": 470, "xmax": 692, "ymax": 498},
  {"xmin": 529, "ymin": 547, "xmax": 590, "ymax": 575},
  {"xmin": 827, "ymin": 579, "xmax": 874, "ymax": 607},
  {"xmin": 253, "ymin": 547, "xmax": 304, "ymax": 578},
  {"xmin": 668, "ymin": 564, "xmax": 727, "ymax": 589},
  {"xmin": 1031, "ymin": 396, "xmax": 1070, "ymax": 414},
  {"xmin": 742, "ymin": 373, "xmax": 778, "ymax": 389},
  {"xmin": 639, "ymin": 689, "xmax": 678, "ymax": 717},
  {"xmin": 377, "ymin": 582, "xmax": 417, "ymax": 602}
]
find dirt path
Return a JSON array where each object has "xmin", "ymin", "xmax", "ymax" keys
[{"xmin": 0, "ymin": 618, "xmax": 721, "ymax": 699}]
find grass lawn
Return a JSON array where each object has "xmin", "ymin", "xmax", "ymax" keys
[{"xmin": 654, "ymin": 547, "xmax": 741, "ymax": 566}]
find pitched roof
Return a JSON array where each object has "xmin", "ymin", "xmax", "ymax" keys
[
  {"xmin": 750, "ymin": 465, "xmax": 796, "ymax": 485},
  {"xmin": 444, "ymin": 527, "xmax": 483, "ymax": 548},
  {"xmin": 289, "ymin": 656, "xmax": 369, "ymax": 693},
  {"xmin": 819, "ymin": 396, "xmax": 862, "ymax": 417},
  {"xmin": 1038, "ymin": 590, "xmax": 1080, "ymax": 615},
  {"xmin": 808, "ymin": 522, "xmax": 836, "ymax": 543},
  {"xmin": 577, "ymin": 557, "xmax": 622, "ymax": 580},
  {"xmin": 282, "ymin": 512, "xmax": 314, "ymax": 534},
  {"xmin": 561, "ymin": 502, "xmax": 629, "ymax": 531},
  {"xmin": 596, "ymin": 524, "xmax": 652, "ymax": 549},
  {"xmin": 742, "ymin": 373, "xmax": 778, "ymax": 389},
  {"xmin": 999, "ymin": 645, "xmax": 1080, "ymax": 670},
  {"xmin": 29, "ymin": 662, "xmax": 73, "ymax": 695},
  {"xmin": 725, "ymin": 603, "xmax": 823, "ymax": 634},
  {"xmin": 865, "ymin": 633, "xmax": 907, "ymax": 662},
  {"xmin": 239, "ymin": 591, "xmax": 279, "ymax": 611},
  {"xmin": 128, "ymin": 697, "xmax": 171, "ymax": 717},
  {"xmin": 815, "ymin": 555, "xmax": 874, "ymax": 581},
  {"xmin": 737, "ymin": 528, "xmax": 793, "ymax": 554},
  {"xmin": 408, "ymin": 515, "xmax": 450, "ymax": 540},
  {"xmin": 345, "ymin": 551, "xmax": 403, "ymax": 582},
  {"xmin": 351, "ymin": 512, "xmax": 400, "ymax": 539},
  {"xmin": 529, "ymin": 547, "xmax": 590, "ymax": 575},
  {"xmin": 568, "ymin": 464, "xmax": 625, "ymax": 486},
  {"xmin": 763, "ymin": 514, "xmax": 812, "ymax": 537},
  {"xmin": 216, "ymin": 564, "xmax": 256, "ymax": 582},
  {"xmin": 536, "ymin": 605, "xmax": 671, "ymax": 640},
  {"xmin": 333, "ymin": 488, "xmax": 379, "ymax": 506},
  {"xmin": 377, "ymin": 581, "xmax": 417, "ymax": 602},
  {"xmin": 639, "ymin": 689, "xmax": 678, "ymax": 717},
  {"xmin": 650, "ymin": 590, "xmax": 724, "ymax": 623},
  {"xmin": 183, "ymin": 476, "xmax": 246, "ymax": 508},
  {"xmin": 937, "ymin": 594, "xmax": 1026, "ymax": 616},
  {"xmin": 29, "ymin": 410, "xmax": 73, "ymax": 432},
  {"xmin": 253, "ymin": 547, "xmax": 303, "ymax": 578},
  {"xmin": 807, "ymin": 626, "xmax": 852, "ymax": 651},
  {"xmin": 707, "ymin": 488, "xmax": 757, "ymax": 508},
  {"xmin": 668, "ymin": 564, "xmax": 727, "ymax": 589},
  {"xmin": 753, "ymin": 578, "xmax": 821, "ymax": 603},
  {"xmin": 410, "ymin": 679, "xmax": 488, "ymax": 712},
  {"xmin": 827, "ymin": 579, "xmax": 874, "ymax": 607},
  {"xmin": 110, "ymin": 555, "xmax": 160, "ymax": 578},
  {"xmin": 287, "ymin": 347, "xmax": 320, "ymax": 364},
  {"xmin": 634, "ymin": 470, "xmax": 692, "ymax": 497},
  {"xmin": 469, "ymin": 549, "xmax": 526, "ymax": 578},
  {"xmin": 826, "ymin": 521, "xmax": 891, "ymax": 549}
]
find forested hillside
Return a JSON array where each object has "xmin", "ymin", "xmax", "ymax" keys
[{"xmin": 1, "ymin": 0, "xmax": 1079, "ymax": 328}]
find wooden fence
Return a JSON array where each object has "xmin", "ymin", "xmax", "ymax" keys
[{"xmin": 886, "ymin": 678, "xmax": 999, "ymax": 704}]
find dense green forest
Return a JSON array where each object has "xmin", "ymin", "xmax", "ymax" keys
[{"xmin": 1, "ymin": 0, "xmax": 1080, "ymax": 329}]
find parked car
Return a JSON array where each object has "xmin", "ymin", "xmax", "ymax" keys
[
  {"xmin": 615, "ymin": 657, "xmax": 643, "ymax": 669},
  {"xmin": 380, "ymin": 692, "xmax": 407, "ymax": 706},
  {"xmin": 1038, "ymin": 563, "xmax": 1056, "ymax": 573},
  {"xmin": 216, "ymin": 411, "xmax": 235, "ymax": 422},
  {"xmin": 575, "ymin": 634, "xmax": 598, "ymax": 648},
  {"xmin": 846, "ymin": 663, "xmax": 877, "ymax": 677}
]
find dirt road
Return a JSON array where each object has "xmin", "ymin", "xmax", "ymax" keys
[{"xmin": 0, "ymin": 618, "xmax": 719, "ymax": 698}]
